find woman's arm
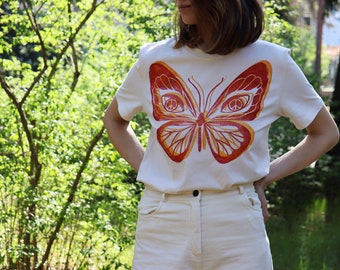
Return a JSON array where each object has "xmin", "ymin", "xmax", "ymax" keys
[
  {"xmin": 103, "ymin": 97, "xmax": 145, "ymax": 171},
  {"xmin": 255, "ymin": 105, "xmax": 339, "ymax": 221}
]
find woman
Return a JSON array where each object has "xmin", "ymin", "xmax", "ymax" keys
[{"xmin": 104, "ymin": 0, "xmax": 339, "ymax": 269}]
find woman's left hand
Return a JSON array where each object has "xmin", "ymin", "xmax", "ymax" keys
[{"xmin": 254, "ymin": 179, "xmax": 269, "ymax": 222}]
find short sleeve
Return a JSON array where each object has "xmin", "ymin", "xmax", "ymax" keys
[
  {"xmin": 278, "ymin": 52, "xmax": 324, "ymax": 130},
  {"xmin": 115, "ymin": 59, "xmax": 146, "ymax": 121}
]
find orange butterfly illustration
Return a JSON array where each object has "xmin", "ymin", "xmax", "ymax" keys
[{"xmin": 149, "ymin": 61, "xmax": 272, "ymax": 163}]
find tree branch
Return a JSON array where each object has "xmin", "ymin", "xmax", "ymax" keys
[
  {"xmin": 47, "ymin": 0, "xmax": 104, "ymax": 81},
  {"xmin": 20, "ymin": 0, "xmax": 48, "ymax": 104},
  {"xmin": 68, "ymin": 0, "xmax": 81, "ymax": 94},
  {"xmin": 37, "ymin": 125, "xmax": 105, "ymax": 269},
  {"xmin": 0, "ymin": 73, "xmax": 40, "ymax": 179},
  {"xmin": 1, "ymin": 70, "xmax": 42, "ymax": 270}
]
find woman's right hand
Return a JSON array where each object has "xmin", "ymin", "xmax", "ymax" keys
[{"xmin": 103, "ymin": 97, "xmax": 145, "ymax": 172}]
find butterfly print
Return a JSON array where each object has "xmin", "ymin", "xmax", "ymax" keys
[{"xmin": 149, "ymin": 61, "xmax": 272, "ymax": 163}]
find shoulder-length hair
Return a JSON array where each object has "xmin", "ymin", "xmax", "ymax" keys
[{"xmin": 174, "ymin": 0, "xmax": 264, "ymax": 55}]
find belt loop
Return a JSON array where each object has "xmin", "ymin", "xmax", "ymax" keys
[
  {"xmin": 237, "ymin": 185, "xmax": 244, "ymax": 195},
  {"xmin": 162, "ymin": 193, "xmax": 167, "ymax": 202}
]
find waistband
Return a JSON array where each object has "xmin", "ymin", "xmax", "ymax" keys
[{"xmin": 143, "ymin": 182, "xmax": 255, "ymax": 201}]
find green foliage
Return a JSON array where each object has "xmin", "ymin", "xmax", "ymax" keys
[
  {"xmin": 267, "ymin": 198, "xmax": 340, "ymax": 270},
  {"xmin": 262, "ymin": 1, "xmax": 331, "ymax": 88},
  {"xmin": 262, "ymin": 2, "xmax": 316, "ymax": 84},
  {"xmin": 0, "ymin": 0, "xmax": 333, "ymax": 269},
  {"xmin": 264, "ymin": 0, "xmax": 300, "ymax": 24},
  {"xmin": 261, "ymin": 2, "xmax": 333, "ymax": 214},
  {"xmin": 0, "ymin": 0, "xmax": 172, "ymax": 268}
]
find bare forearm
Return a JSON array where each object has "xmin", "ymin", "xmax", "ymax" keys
[
  {"xmin": 264, "ymin": 135, "xmax": 334, "ymax": 185},
  {"xmin": 261, "ymin": 106, "xmax": 339, "ymax": 187},
  {"xmin": 106, "ymin": 122, "xmax": 144, "ymax": 171},
  {"xmin": 254, "ymin": 106, "xmax": 338, "ymax": 221},
  {"xmin": 103, "ymin": 98, "xmax": 144, "ymax": 171}
]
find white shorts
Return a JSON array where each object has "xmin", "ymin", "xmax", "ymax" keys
[{"xmin": 133, "ymin": 183, "xmax": 273, "ymax": 270}]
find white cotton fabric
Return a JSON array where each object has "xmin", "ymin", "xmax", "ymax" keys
[
  {"xmin": 115, "ymin": 38, "xmax": 323, "ymax": 193},
  {"xmin": 133, "ymin": 184, "xmax": 273, "ymax": 269}
]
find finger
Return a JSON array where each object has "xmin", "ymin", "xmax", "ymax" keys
[{"xmin": 262, "ymin": 206, "xmax": 269, "ymax": 222}]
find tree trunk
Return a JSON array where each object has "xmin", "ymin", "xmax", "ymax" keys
[
  {"xmin": 325, "ymin": 56, "xmax": 340, "ymax": 222},
  {"xmin": 329, "ymin": 56, "xmax": 340, "ymax": 164},
  {"xmin": 315, "ymin": 0, "xmax": 325, "ymax": 86}
]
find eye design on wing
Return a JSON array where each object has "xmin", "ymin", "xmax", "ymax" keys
[{"xmin": 149, "ymin": 61, "xmax": 272, "ymax": 164}]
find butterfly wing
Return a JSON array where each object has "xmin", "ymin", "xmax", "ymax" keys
[
  {"xmin": 149, "ymin": 61, "xmax": 199, "ymax": 162},
  {"xmin": 157, "ymin": 120, "xmax": 198, "ymax": 162},
  {"xmin": 204, "ymin": 120, "xmax": 253, "ymax": 163},
  {"xmin": 205, "ymin": 61, "xmax": 272, "ymax": 163},
  {"xmin": 207, "ymin": 61, "xmax": 271, "ymax": 120},
  {"xmin": 150, "ymin": 61, "xmax": 199, "ymax": 120}
]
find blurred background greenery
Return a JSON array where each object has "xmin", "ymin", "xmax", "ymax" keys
[{"xmin": 1, "ymin": 0, "xmax": 339, "ymax": 269}]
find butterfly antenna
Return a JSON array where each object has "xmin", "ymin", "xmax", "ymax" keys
[
  {"xmin": 188, "ymin": 76, "xmax": 204, "ymax": 112},
  {"xmin": 205, "ymin": 77, "xmax": 225, "ymax": 111}
]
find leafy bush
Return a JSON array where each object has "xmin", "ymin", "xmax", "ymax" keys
[
  {"xmin": 0, "ymin": 0, "xmax": 330, "ymax": 268},
  {"xmin": 0, "ymin": 0, "xmax": 172, "ymax": 268}
]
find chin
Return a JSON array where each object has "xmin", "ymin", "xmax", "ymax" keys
[
  {"xmin": 181, "ymin": 16, "xmax": 196, "ymax": 25},
  {"xmin": 182, "ymin": 20, "xmax": 196, "ymax": 25}
]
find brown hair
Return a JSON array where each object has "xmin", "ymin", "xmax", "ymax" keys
[{"xmin": 174, "ymin": 0, "xmax": 264, "ymax": 55}]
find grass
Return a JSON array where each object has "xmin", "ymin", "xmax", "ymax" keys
[{"xmin": 267, "ymin": 198, "xmax": 340, "ymax": 270}]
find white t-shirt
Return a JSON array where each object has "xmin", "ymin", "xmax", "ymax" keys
[{"xmin": 115, "ymin": 38, "xmax": 323, "ymax": 193}]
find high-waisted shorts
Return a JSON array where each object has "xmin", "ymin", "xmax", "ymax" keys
[{"xmin": 132, "ymin": 183, "xmax": 273, "ymax": 270}]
